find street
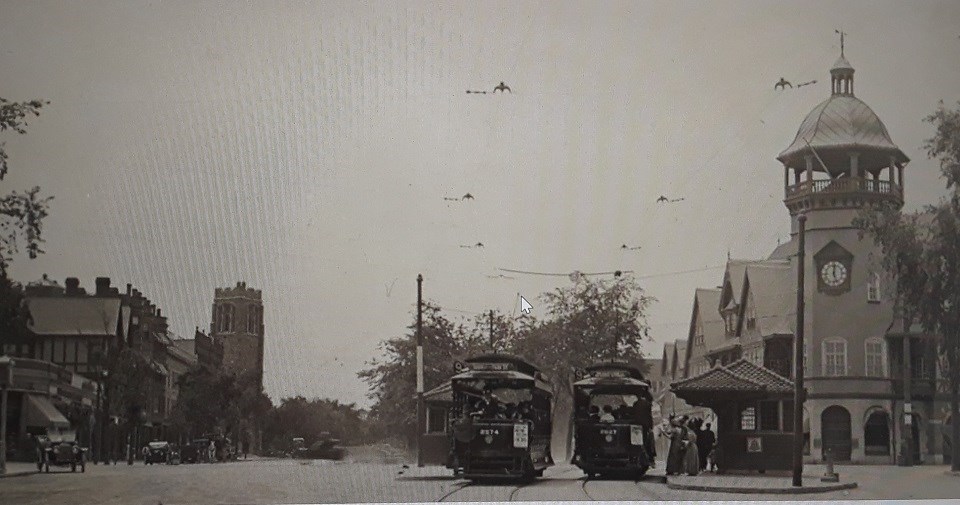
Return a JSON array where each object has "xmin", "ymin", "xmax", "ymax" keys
[{"xmin": 3, "ymin": 459, "xmax": 960, "ymax": 504}]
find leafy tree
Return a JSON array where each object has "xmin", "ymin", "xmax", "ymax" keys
[
  {"xmin": 359, "ymin": 275, "xmax": 655, "ymax": 458},
  {"xmin": 855, "ymin": 100, "xmax": 960, "ymax": 470},
  {"xmin": 0, "ymin": 98, "xmax": 53, "ymax": 276},
  {"xmin": 357, "ymin": 302, "xmax": 496, "ymax": 445},
  {"xmin": 512, "ymin": 274, "xmax": 654, "ymax": 458},
  {"xmin": 100, "ymin": 347, "xmax": 159, "ymax": 463},
  {"xmin": 262, "ymin": 396, "xmax": 380, "ymax": 452}
]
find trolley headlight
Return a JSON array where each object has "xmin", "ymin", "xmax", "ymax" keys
[
  {"xmin": 513, "ymin": 423, "xmax": 529, "ymax": 448},
  {"xmin": 630, "ymin": 425, "xmax": 644, "ymax": 446}
]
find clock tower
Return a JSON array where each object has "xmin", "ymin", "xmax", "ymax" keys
[{"xmin": 776, "ymin": 44, "xmax": 910, "ymax": 461}]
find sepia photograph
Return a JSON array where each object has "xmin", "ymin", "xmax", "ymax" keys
[{"xmin": 1, "ymin": 0, "xmax": 960, "ymax": 503}]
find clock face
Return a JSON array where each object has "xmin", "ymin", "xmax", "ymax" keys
[{"xmin": 821, "ymin": 261, "xmax": 848, "ymax": 287}]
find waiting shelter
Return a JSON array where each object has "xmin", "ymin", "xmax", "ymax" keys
[{"xmin": 670, "ymin": 359, "xmax": 802, "ymax": 473}]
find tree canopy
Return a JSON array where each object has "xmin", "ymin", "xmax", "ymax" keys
[
  {"xmin": 0, "ymin": 98, "xmax": 53, "ymax": 276},
  {"xmin": 855, "ymin": 100, "xmax": 960, "ymax": 469},
  {"xmin": 358, "ymin": 274, "xmax": 655, "ymax": 451}
]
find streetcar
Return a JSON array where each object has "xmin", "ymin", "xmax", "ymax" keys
[
  {"xmin": 572, "ymin": 360, "xmax": 655, "ymax": 478},
  {"xmin": 447, "ymin": 353, "xmax": 554, "ymax": 480}
]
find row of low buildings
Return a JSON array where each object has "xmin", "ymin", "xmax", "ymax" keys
[
  {"xmin": 0, "ymin": 276, "xmax": 265, "ymax": 461},
  {"xmin": 653, "ymin": 50, "xmax": 952, "ymax": 465}
]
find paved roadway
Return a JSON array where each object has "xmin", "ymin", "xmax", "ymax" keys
[{"xmin": 2, "ymin": 459, "xmax": 960, "ymax": 504}]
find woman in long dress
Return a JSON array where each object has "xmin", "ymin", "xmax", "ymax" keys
[
  {"xmin": 683, "ymin": 423, "xmax": 700, "ymax": 476},
  {"xmin": 665, "ymin": 417, "xmax": 686, "ymax": 475}
]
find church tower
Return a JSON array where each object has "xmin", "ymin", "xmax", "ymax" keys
[
  {"xmin": 776, "ymin": 39, "xmax": 910, "ymax": 463},
  {"xmin": 211, "ymin": 282, "xmax": 265, "ymax": 387}
]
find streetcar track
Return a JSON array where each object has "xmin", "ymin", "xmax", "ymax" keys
[
  {"xmin": 438, "ymin": 467, "xmax": 583, "ymax": 502},
  {"xmin": 579, "ymin": 478, "xmax": 597, "ymax": 501}
]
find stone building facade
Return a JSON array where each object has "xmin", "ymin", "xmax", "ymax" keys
[{"xmin": 210, "ymin": 282, "xmax": 264, "ymax": 386}]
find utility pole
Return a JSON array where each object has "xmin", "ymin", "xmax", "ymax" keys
[
  {"xmin": 416, "ymin": 274, "xmax": 424, "ymax": 468},
  {"xmin": 0, "ymin": 356, "xmax": 14, "ymax": 476},
  {"xmin": 792, "ymin": 213, "xmax": 807, "ymax": 487},
  {"xmin": 489, "ymin": 310, "xmax": 495, "ymax": 350},
  {"xmin": 902, "ymin": 322, "xmax": 913, "ymax": 466}
]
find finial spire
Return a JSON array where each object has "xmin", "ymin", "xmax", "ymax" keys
[{"xmin": 835, "ymin": 29, "xmax": 846, "ymax": 57}]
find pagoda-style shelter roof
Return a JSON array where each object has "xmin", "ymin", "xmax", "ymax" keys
[{"xmin": 670, "ymin": 359, "xmax": 795, "ymax": 406}]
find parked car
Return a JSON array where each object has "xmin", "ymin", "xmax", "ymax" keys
[
  {"xmin": 181, "ymin": 439, "xmax": 208, "ymax": 464},
  {"xmin": 145, "ymin": 441, "xmax": 170, "ymax": 465},
  {"xmin": 38, "ymin": 437, "xmax": 86, "ymax": 473}
]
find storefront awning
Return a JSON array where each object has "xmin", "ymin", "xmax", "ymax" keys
[{"xmin": 24, "ymin": 394, "xmax": 70, "ymax": 429}]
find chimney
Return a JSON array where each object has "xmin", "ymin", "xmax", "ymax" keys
[
  {"xmin": 236, "ymin": 281, "xmax": 243, "ymax": 289},
  {"xmin": 95, "ymin": 277, "xmax": 111, "ymax": 296},
  {"xmin": 126, "ymin": 283, "xmax": 132, "ymax": 296},
  {"xmin": 65, "ymin": 277, "xmax": 81, "ymax": 295},
  {"xmin": 156, "ymin": 308, "xmax": 162, "ymax": 317}
]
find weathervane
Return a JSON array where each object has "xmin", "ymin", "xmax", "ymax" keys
[{"xmin": 835, "ymin": 29, "xmax": 846, "ymax": 56}]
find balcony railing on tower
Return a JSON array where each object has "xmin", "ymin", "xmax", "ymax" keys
[{"xmin": 785, "ymin": 176, "xmax": 902, "ymax": 201}]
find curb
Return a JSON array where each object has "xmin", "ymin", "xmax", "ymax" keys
[
  {"xmin": 0, "ymin": 470, "xmax": 39, "ymax": 479},
  {"xmin": 666, "ymin": 481, "xmax": 858, "ymax": 494}
]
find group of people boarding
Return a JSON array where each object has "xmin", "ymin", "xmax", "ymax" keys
[{"xmin": 663, "ymin": 415, "xmax": 717, "ymax": 476}]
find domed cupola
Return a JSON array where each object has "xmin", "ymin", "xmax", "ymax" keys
[{"xmin": 777, "ymin": 35, "xmax": 909, "ymax": 216}]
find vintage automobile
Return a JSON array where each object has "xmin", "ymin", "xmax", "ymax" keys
[
  {"xmin": 144, "ymin": 441, "xmax": 170, "ymax": 465},
  {"xmin": 37, "ymin": 434, "xmax": 87, "ymax": 473},
  {"xmin": 293, "ymin": 433, "xmax": 345, "ymax": 460},
  {"xmin": 181, "ymin": 438, "xmax": 209, "ymax": 464}
]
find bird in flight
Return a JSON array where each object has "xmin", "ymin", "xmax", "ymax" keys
[
  {"xmin": 494, "ymin": 81, "xmax": 511, "ymax": 93},
  {"xmin": 796, "ymin": 80, "xmax": 817, "ymax": 88},
  {"xmin": 460, "ymin": 242, "xmax": 485, "ymax": 248},
  {"xmin": 621, "ymin": 244, "xmax": 642, "ymax": 251},
  {"xmin": 775, "ymin": 77, "xmax": 793, "ymax": 90},
  {"xmin": 657, "ymin": 195, "xmax": 684, "ymax": 203},
  {"xmin": 462, "ymin": 193, "xmax": 474, "ymax": 200}
]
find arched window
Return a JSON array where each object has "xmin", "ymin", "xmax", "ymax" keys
[
  {"xmin": 220, "ymin": 304, "xmax": 234, "ymax": 332},
  {"xmin": 864, "ymin": 408, "xmax": 891, "ymax": 455},
  {"xmin": 867, "ymin": 272, "xmax": 882, "ymax": 302},
  {"xmin": 865, "ymin": 337, "xmax": 886, "ymax": 377},
  {"xmin": 822, "ymin": 339, "xmax": 847, "ymax": 377},
  {"xmin": 247, "ymin": 305, "xmax": 257, "ymax": 333}
]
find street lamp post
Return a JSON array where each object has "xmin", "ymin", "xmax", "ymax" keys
[
  {"xmin": 0, "ymin": 356, "xmax": 15, "ymax": 476},
  {"xmin": 792, "ymin": 213, "xmax": 807, "ymax": 487},
  {"xmin": 98, "ymin": 370, "xmax": 109, "ymax": 465}
]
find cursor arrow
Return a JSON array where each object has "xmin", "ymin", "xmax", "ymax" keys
[{"xmin": 519, "ymin": 295, "xmax": 533, "ymax": 314}]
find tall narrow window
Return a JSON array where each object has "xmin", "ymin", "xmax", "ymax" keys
[
  {"xmin": 823, "ymin": 339, "xmax": 847, "ymax": 377},
  {"xmin": 867, "ymin": 272, "xmax": 881, "ymax": 302},
  {"xmin": 865, "ymin": 338, "xmax": 886, "ymax": 377}
]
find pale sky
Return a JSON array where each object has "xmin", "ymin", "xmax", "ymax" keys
[{"xmin": 1, "ymin": 0, "xmax": 958, "ymax": 406}]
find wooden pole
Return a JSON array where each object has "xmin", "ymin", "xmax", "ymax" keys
[
  {"xmin": 489, "ymin": 310, "xmax": 495, "ymax": 350},
  {"xmin": 792, "ymin": 213, "xmax": 807, "ymax": 487},
  {"xmin": 416, "ymin": 274, "xmax": 424, "ymax": 468},
  {"xmin": 902, "ymin": 331, "xmax": 913, "ymax": 466}
]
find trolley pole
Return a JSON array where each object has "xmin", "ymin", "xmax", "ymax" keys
[
  {"xmin": 416, "ymin": 274, "xmax": 425, "ymax": 468},
  {"xmin": 792, "ymin": 213, "xmax": 807, "ymax": 487},
  {"xmin": 489, "ymin": 310, "xmax": 495, "ymax": 350}
]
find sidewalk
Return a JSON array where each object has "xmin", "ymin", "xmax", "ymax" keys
[
  {"xmin": 0, "ymin": 462, "xmax": 39, "ymax": 478},
  {"xmin": 665, "ymin": 465, "xmax": 857, "ymax": 494}
]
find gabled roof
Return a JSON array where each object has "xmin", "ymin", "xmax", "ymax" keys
[
  {"xmin": 719, "ymin": 259, "xmax": 756, "ymax": 312},
  {"xmin": 744, "ymin": 262, "xmax": 794, "ymax": 336},
  {"xmin": 686, "ymin": 288, "xmax": 724, "ymax": 367},
  {"xmin": 423, "ymin": 381, "xmax": 453, "ymax": 403},
  {"xmin": 672, "ymin": 340, "xmax": 687, "ymax": 378},
  {"xmin": 662, "ymin": 342, "xmax": 676, "ymax": 376},
  {"xmin": 26, "ymin": 297, "xmax": 122, "ymax": 336}
]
